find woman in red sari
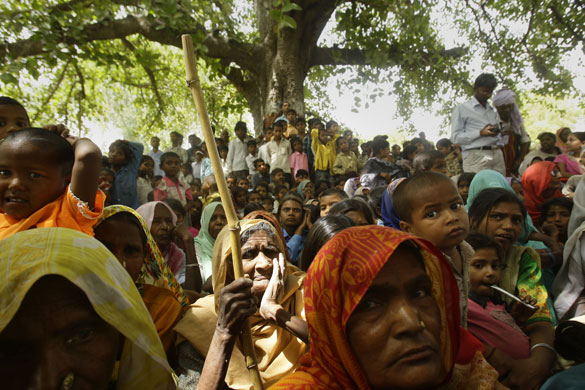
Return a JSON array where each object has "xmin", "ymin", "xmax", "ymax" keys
[
  {"xmin": 271, "ymin": 225, "xmax": 505, "ymax": 390},
  {"xmin": 522, "ymin": 162, "xmax": 563, "ymax": 224}
]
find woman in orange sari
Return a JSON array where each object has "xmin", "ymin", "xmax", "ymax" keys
[{"xmin": 271, "ymin": 225, "xmax": 505, "ymax": 390}]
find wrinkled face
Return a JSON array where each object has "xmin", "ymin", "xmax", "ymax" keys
[
  {"xmin": 150, "ymin": 137, "xmax": 160, "ymax": 148},
  {"xmin": 496, "ymin": 103, "xmax": 514, "ymax": 122},
  {"xmin": 95, "ymin": 218, "xmax": 145, "ymax": 282},
  {"xmin": 208, "ymin": 206, "xmax": 227, "ymax": 239},
  {"xmin": 474, "ymin": 201, "xmax": 523, "ymax": 252},
  {"xmin": 279, "ymin": 199, "xmax": 303, "ymax": 229},
  {"xmin": 347, "ymin": 246, "xmax": 443, "ymax": 390},
  {"xmin": 0, "ymin": 141, "xmax": 69, "ymax": 219},
  {"xmin": 566, "ymin": 133, "xmax": 583, "ymax": 153},
  {"xmin": 161, "ymin": 156, "xmax": 181, "ymax": 178},
  {"xmin": 108, "ymin": 146, "xmax": 126, "ymax": 168},
  {"xmin": 473, "ymin": 86, "xmax": 494, "ymax": 105},
  {"xmin": 0, "ymin": 276, "xmax": 121, "ymax": 390},
  {"xmin": 545, "ymin": 205, "xmax": 571, "ymax": 239},
  {"xmin": 430, "ymin": 158, "xmax": 447, "ymax": 175},
  {"xmin": 319, "ymin": 194, "xmax": 343, "ymax": 217},
  {"xmin": 457, "ymin": 180, "xmax": 470, "ymax": 203},
  {"xmin": 239, "ymin": 230, "xmax": 279, "ymax": 300},
  {"xmin": 150, "ymin": 204, "xmax": 175, "ymax": 250},
  {"xmin": 401, "ymin": 181, "xmax": 469, "ymax": 251},
  {"xmin": 0, "ymin": 105, "xmax": 29, "ymax": 141},
  {"xmin": 469, "ymin": 247, "xmax": 503, "ymax": 297},
  {"xmin": 139, "ymin": 159, "xmax": 154, "ymax": 177},
  {"xmin": 302, "ymin": 182, "xmax": 314, "ymax": 199}
]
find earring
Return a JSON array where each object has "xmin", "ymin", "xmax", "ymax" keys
[{"xmin": 61, "ymin": 372, "xmax": 75, "ymax": 390}]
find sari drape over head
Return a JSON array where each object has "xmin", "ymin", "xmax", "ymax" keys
[
  {"xmin": 522, "ymin": 161, "xmax": 563, "ymax": 224},
  {"xmin": 193, "ymin": 201, "xmax": 222, "ymax": 281},
  {"xmin": 0, "ymin": 227, "xmax": 176, "ymax": 389},
  {"xmin": 174, "ymin": 218, "xmax": 307, "ymax": 389},
  {"xmin": 270, "ymin": 225, "xmax": 503, "ymax": 390}
]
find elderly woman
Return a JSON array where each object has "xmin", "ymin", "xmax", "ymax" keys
[
  {"xmin": 271, "ymin": 226, "xmax": 504, "ymax": 390},
  {"xmin": 0, "ymin": 228, "xmax": 175, "ymax": 389},
  {"xmin": 174, "ymin": 218, "xmax": 307, "ymax": 390}
]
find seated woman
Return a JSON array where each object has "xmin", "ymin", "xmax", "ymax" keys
[
  {"xmin": 271, "ymin": 225, "xmax": 503, "ymax": 390},
  {"xmin": 194, "ymin": 202, "xmax": 227, "ymax": 289},
  {"xmin": 522, "ymin": 161, "xmax": 563, "ymax": 225},
  {"xmin": 94, "ymin": 205, "xmax": 188, "ymax": 358},
  {"xmin": 174, "ymin": 218, "xmax": 308, "ymax": 390},
  {"xmin": 137, "ymin": 201, "xmax": 202, "ymax": 292},
  {"xmin": 0, "ymin": 228, "xmax": 175, "ymax": 389},
  {"xmin": 469, "ymin": 188, "xmax": 557, "ymax": 388}
]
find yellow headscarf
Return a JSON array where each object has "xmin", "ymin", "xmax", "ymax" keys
[
  {"xmin": 0, "ymin": 227, "xmax": 176, "ymax": 389},
  {"xmin": 174, "ymin": 219, "xmax": 307, "ymax": 389}
]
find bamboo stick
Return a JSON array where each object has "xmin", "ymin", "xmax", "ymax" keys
[{"xmin": 181, "ymin": 34, "xmax": 264, "ymax": 390}]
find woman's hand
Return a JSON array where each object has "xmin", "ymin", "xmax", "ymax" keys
[
  {"xmin": 173, "ymin": 224, "xmax": 193, "ymax": 243},
  {"xmin": 510, "ymin": 293, "xmax": 538, "ymax": 327},
  {"xmin": 501, "ymin": 356, "xmax": 552, "ymax": 390},
  {"xmin": 216, "ymin": 277, "xmax": 258, "ymax": 336},
  {"xmin": 259, "ymin": 253, "xmax": 286, "ymax": 322}
]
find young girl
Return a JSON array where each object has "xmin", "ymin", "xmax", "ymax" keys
[
  {"xmin": 232, "ymin": 187, "xmax": 248, "ymax": 216},
  {"xmin": 181, "ymin": 163, "xmax": 195, "ymax": 186},
  {"xmin": 154, "ymin": 152, "xmax": 193, "ymax": 206},
  {"xmin": 468, "ymin": 188, "xmax": 556, "ymax": 388},
  {"xmin": 99, "ymin": 167, "xmax": 115, "ymax": 206},
  {"xmin": 137, "ymin": 155, "xmax": 154, "ymax": 206},
  {"xmin": 0, "ymin": 128, "xmax": 103, "ymax": 238},
  {"xmin": 457, "ymin": 172, "xmax": 475, "ymax": 205},
  {"xmin": 109, "ymin": 139, "xmax": 144, "ymax": 209},
  {"xmin": 554, "ymin": 131, "xmax": 585, "ymax": 178},
  {"xmin": 0, "ymin": 96, "xmax": 30, "ymax": 141},
  {"xmin": 466, "ymin": 233, "xmax": 535, "ymax": 360},
  {"xmin": 289, "ymin": 137, "xmax": 309, "ymax": 180}
]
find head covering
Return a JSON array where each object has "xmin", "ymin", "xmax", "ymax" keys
[
  {"xmin": 0, "ymin": 228, "xmax": 175, "ymax": 389},
  {"xmin": 466, "ymin": 169, "xmax": 536, "ymax": 243},
  {"xmin": 522, "ymin": 162, "xmax": 563, "ymax": 224},
  {"xmin": 297, "ymin": 180, "xmax": 311, "ymax": 200},
  {"xmin": 270, "ymin": 226, "xmax": 499, "ymax": 390},
  {"xmin": 493, "ymin": 89, "xmax": 525, "ymax": 136},
  {"xmin": 193, "ymin": 201, "xmax": 222, "ymax": 281},
  {"xmin": 244, "ymin": 210, "xmax": 291, "ymax": 263},
  {"xmin": 381, "ymin": 177, "xmax": 406, "ymax": 229},
  {"xmin": 95, "ymin": 205, "xmax": 188, "ymax": 309},
  {"xmin": 174, "ymin": 218, "xmax": 307, "ymax": 389},
  {"xmin": 556, "ymin": 127, "xmax": 570, "ymax": 152},
  {"xmin": 136, "ymin": 201, "xmax": 185, "ymax": 277}
]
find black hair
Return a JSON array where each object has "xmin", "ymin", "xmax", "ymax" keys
[
  {"xmin": 465, "ymin": 232, "xmax": 505, "ymax": 261},
  {"xmin": 473, "ymin": 73, "xmax": 498, "ymax": 89},
  {"xmin": 336, "ymin": 136, "xmax": 348, "ymax": 149},
  {"xmin": 392, "ymin": 171, "xmax": 456, "ymax": 223},
  {"xmin": 141, "ymin": 155, "xmax": 154, "ymax": 164},
  {"xmin": 231, "ymin": 186, "xmax": 248, "ymax": 200},
  {"xmin": 328, "ymin": 198, "xmax": 375, "ymax": 225},
  {"xmin": 468, "ymin": 188, "xmax": 526, "ymax": 231},
  {"xmin": 290, "ymin": 137, "xmax": 303, "ymax": 147},
  {"xmin": 325, "ymin": 120, "xmax": 338, "ymax": 130},
  {"xmin": 247, "ymin": 139, "xmax": 257, "ymax": 146},
  {"xmin": 300, "ymin": 215, "xmax": 355, "ymax": 271},
  {"xmin": 247, "ymin": 190, "xmax": 260, "ymax": 200},
  {"xmin": 3, "ymin": 128, "xmax": 74, "ymax": 174},
  {"xmin": 219, "ymin": 145, "xmax": 229, "ymax": 153},
  {"xmin": 413, "ymin": 150, "xmax": 445, "ymax": 172},
  {"xmin": 314, "ymin": 179, "xmax": 330, "ymax": 197},
  {"xmin": 273, "ymin": 120, "xmax": 287, "ymax": 129},
  {"xmin": 96, "ymin": 212, "xmax": 147, "ymax": 255},
  {"xmin": 295, "ymin": 117, "xmax": 306, "ymax": 125},
  {"xmin": 402, "ymin": 144, "xmax": 418, "ymax": 159},
  {"xmin": 243, "ymin": 202, "xmax": 264, "ymax": 216},
  {"xmin": 295, "ymin": 169, "xmax": 309, "ymax": 178},
  {"xmin": 164, "ymin": 198, "xmax": 186, "ymax": 217},
  {"xmin": 371, "ymin": 138, "xmax": 390, "ymax": 157},
  {"xmin": 181, "ymin": 162, "xmax": 193, "ymax": 174},
  {"xmin": 457, "ymin": 172, "xmax": 476, "ymax": 187},
  {"xmin": 170, "ymin": 131, "xmax": 183, "ymax": 138},
  {"xmin": 159, "ymin": 151, "xmax": 180, "ymax": 167},
  {"xmin": 537, "ymin": 132, "xmax": 556, "ymax": 142},
  {"xmin": 368, "ymin": 186, "xmax": 386, "ymax": 219},
  {"xmin": 99, "ymin": 167, "xmax": 115, "ymax": 178},
  {"xmin": 274, "ymin": 185, "xmax": 288, "ymax": 195},
  {"xmin": 255, "ymin": 182, "xmax": 269, "ymax": 191},
  {"xmin": 539, "ymin": 197, "xmax": 574, "ymax": 226},
  {"xmin": 270, "ymin": 168, "xmax": 284, "ymax": 178},
  {"xmin": 436, "ymin": 138, "xmax": 452, "ymax": 148},
  {"xmin": 277, "ymin": 193, "xmax": 304, "ymax": 219},
  {"xmin": 0, "ymin": 96, "xmax": 30, "ymax": 124},
  {"xmin": 235, "ymin": 121, "xmax": 247, "ymax": 131},
  {"xmin": 571, "ymin": 131, "xmax": 585, "ymax": 143},
  {"xmin": 110, "ymin": 140, "xmax": 133, "ymax": 166},
  {"xmin": 286, "ymin": 108, "xmax": 297, "ymax": 115},
  {"xmin": 318, "ymin": 188, "xmax": 348, "ymax": 200},
  {"xmin": 253, "ymin": 158, "xmax": 265, "ymax": 168},
  {"xmin": 237, "ymin": 177, "xmax": 249, "ymax": 184}
]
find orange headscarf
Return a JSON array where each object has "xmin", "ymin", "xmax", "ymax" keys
[
  {"xmin": 270, "ymin": 226, "xmax": 504, "ymax": 390},
  {"xmin": 522, "ymin": 161, "xmax": 563, "ymax": 224}
]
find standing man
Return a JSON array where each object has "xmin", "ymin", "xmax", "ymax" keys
[
  {"xmin": 166, "ymin": 131, "xmax": 189, "ymax": 164},
  {"xmin": 187, "ymin": 133, "xmax": 202, "ymax": 163},
  {"xmin": 451, "ymin": 73, "xmax": 506, "ymax": 175},
  {"xmin": 149, "ymin": 136, "xmax": 164, "ymax": 177},
  {"xmin": 226, "ymin": 121, "xmax": 250, "ymax": 180}
]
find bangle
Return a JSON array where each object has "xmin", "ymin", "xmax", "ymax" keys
[{"xmin": 530, "ymin": 343, "xmax": 555, "ymax": 354}]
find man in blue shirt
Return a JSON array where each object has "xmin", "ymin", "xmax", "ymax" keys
[{"xmin": 278, "ymin": 194, "xmax": 308, "ymax": 265}]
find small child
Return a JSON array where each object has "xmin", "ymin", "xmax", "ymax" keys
[
  {"xmin": 393, "ymin": 171, "xmax": 472, "ymax": 325},
  {"xmin": 284, "ymin": 109, "xmax": 298, "ymax": 138},
  {"xmin": 181, "ymin": 163, "xmax": 195, "ymax": 186},
  {"xmin": 361, "ymin": 138, "xmax": 403, "ymax": 190},
  {"xmin": 465, "ymin": 233, "xmax": 533, "ymax": 360},
  {"xmin": 413, "ymin": 150, "xmax": 448, "ymax": 175},
  {"xmin": 332, "ymin": 137, "xmax": 358, "ymax": 179},
  {"xmin": 457, "ymin": 172, "xmax": 475, "ymax": 205},
  {"xmin": 269, "ymin": 168, "xmax": 289, "ymax": 194},
  {"xmin": 237, "ymin": 177, "xmax": 250, "ymax": 192},
  {"xmin": 219, "ymin": 145, "xmax": 229, "ymax": 176},
  {"xmin": 232, "ymin": 187, "xmax": 248, "ymax": 216},
  {"xmin": 266, "ymin": 121, "xmax": 292, "ymax": 181},
  {"xmin": 137, "ymin": 155, "xmax": 154, "ymax": 206},
  {"xmin": 295, "ymin": 117, "xmax": 307, "ymax": 139},
  {"xmin": 261, "ymin": 196, "xmax": 274, "ymax": 213},
  {"xmin": 251, "ymin": 159, "xmax": 270, "ymax": 188},
  {"xmin": 226, "ymin": 173, "xmax": 236, "ymax": 190},
  {"xmin": 0, "ymin": 96, "xmax": 31, "ymax": 141},
  {"xmin": 258, "ymin": 127, "xmax": 273, "ymax": 166},
  {"xmin": 255, "ymin": 182, "xmax": 270, "ymax": 198},
  {"xmin": 436, "ymin": 138, "xmax": 463, "ymax": 177},
  {"xmin": 289, "ymin": 137, "xmax": 309, "ymax": 180},
  {"xmin": 109, "ymin": 139, "xmax": 144, "ymax": 209},
  {"xmin": 0, "ymin": 128, "xmax": 103, "ymax": 239},
  {"xmin": 318, "ymin": 188, "xmax": 348, "ymax": 217},
  {"xmin": 295, "ymin": 169, "xmax": 309, "ymax": 185},
  {"xmin": 154, "ymin": 152, "xmax": 193, "ymax": 206},
  {"xmin": 311, "ymin": 120, "xmax": 339, "ymax": 184},
  {"xmin": 98, "ymin": 167, "xmax": 115, "ymax": 206},
  {"xmin": 247, "ymin": 191, "xmax": 261, "ymax": 204},
  {"xmin": 245, "ymin": 139, "xmax": 259, "ymax": 175}
]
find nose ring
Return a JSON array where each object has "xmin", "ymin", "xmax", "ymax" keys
[{"xmin": 61, "ymin": 372, "xmax": 75, "ymax": 390}]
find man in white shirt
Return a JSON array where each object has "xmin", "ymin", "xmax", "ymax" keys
[
  {"xmin": 149, "ymin": 136, "xmax": 164, "ymax": 177},
  {"xmin": 226, "ymin": 121, "xmax": 250, "ymax": 179},
  {"xmin": 165, "ymin": 131, "xmax": 189, "ymax": 164},
  {"xmin": 451, "ymin": 73, "xmax": 505, "ymax": 175},
  {"xmin": 266, "ymin": 120, "xmax": 292, "ymax": 181}
]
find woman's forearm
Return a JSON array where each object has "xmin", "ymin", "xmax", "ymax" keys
[
  {"xmin": 273, "ymin": 307, "xmax": 309, "ymax": 344},
  {"xmin": 183, "ymin": 237, "xmax": 202, "ymax": 292},
  {"xmin": 197, "ymin": 329, "xmax": 236, "ymax": 390},
  {"xmin": 526, "ymin": 321, "xmax": 556, "ymax": 371}
]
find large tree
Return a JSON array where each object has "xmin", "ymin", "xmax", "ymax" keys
[{"xmin": 1, "ymin": 0, "xmax": 583, "ymax": 135}]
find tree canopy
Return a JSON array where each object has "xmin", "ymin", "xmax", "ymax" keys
[{"xmin": 0, "ymin": 0, "xmax": 583, "ymax": 138}]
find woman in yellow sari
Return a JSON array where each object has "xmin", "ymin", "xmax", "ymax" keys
[
  {"xmin": 0, "ymin": 227, "xmax": 175, "ymax": 389},
  {"xmin": 174, "ymin": 218, "xmax": 307, "ymax": 389}
]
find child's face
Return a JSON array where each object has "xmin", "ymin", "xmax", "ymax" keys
[
  {"xmin": 257, "ymin": 161, "xmax": 268, "ymax": 174},
  {"xmin": 338, "ymin": 138, "xmax": 349, "ymax": 153},
  {"xmin": 180, "ymin": 165, "xmax": 190, "ymax": 176},
  {"xmin": 248, "ymin": 193, "xmax": 261, "ymax": 204},
  {"xmin": 150, "ymin": 137, "xmax": 160, "ymax": 149},
  {"xmin": 336, "ymin": 181, "xmax": 346, "ymax": 191},
  {"xmin": 293, "ymin": 141, "xmax": 302, "ymax": 152},
  {"xmin": 173, "ymin": 209, "xmax": 184, "ymax": 226},
  {"xmin": 236, "ymin": 127, "xmax": 247, "ymax": 140},
  {"xmin": 256, "ymin": 186, "xmax": 268, "ymax": 197},
  {"xmin": 273, "ymin": 127, "xmax": 283, "ymax": 141},
  {"xmin": 262, "ymin": 199, "xmax": 273, "ymax": 212},
  {"xmin": 400, "ymin": 180, "xmax": 469, "ymax": 251},
  {"xmin": 226, "ymin": 177, "xmax": 236, "ymax": 189},
  {"xmin": 0, "ymin": 142, "xmax": 69, "ymax": 219},
  {"xmin": 236, "ymin": 192, "xmax": 247, "ymax": 206},
  {"xmin": 264, "ymin": 129, "xmax": 273, "ymax": 142},
  {"xmin": 343, "ymin": 131, "xmax": 352, "ymax": 141},
  {"xmin": 237, "ymin": 179, "xmax": 250, "ymax": 191},
  {"xmin": 0, "ymin": 105, "xmax": 29, "ymax": 141},
  {"xmin": 302, "ymin": 182, "xmax": 314, "ymax": 199},
  {"xmin": 566, "ymin": 133, "xmax": 584, "ymax": 154},
  {"xmin": 286, "ymin": 112, "xmax": 296, "ymax": 123},
  {"xmin": 220, "ymin": 149, "xmax": 228, "ymax": 159},
  {"xmin": 295, "ymin": 122, "xmax": 306, "ymax": 135},
  {"xmin": 319, "ymin": 194, "xmax": 343, "ymax": 217},
  {"xmin": 457, "ymin": 181, "xmax": 470, "ymax": 203},
  {"xmin": 277, "ymin": 188, "xmax": 288, "ymax": 201},
  {"xmin": 544, "ymin": 205, "xmax": 571, "ymax": 238},
  {"xmin": 161, "ymin": 156, "xmax": 181, "ymax": 178},
  {"xmin": 469, "ymin": 247, "xmax": 503, "ymax": 297},
  {"xmin": 437, "ymin": 145, "xmax": 451, "ymax": 156},
  {"xmin": 248, "ymin": 144, "xmax": 257, "ymax": 155},
  {"xmin": 430, "ymin": 158, "xmax": 447, "ymax": 175},
  {"xmin": 295, "ymin": 174, "xmax": 308, "ymax": 184},
  {"xmin": 351, "ymin": 140, "xmax": 359, "ymax": 154},
  {"xmin": 99, "ymin": 173, "xmax": 114, "ymax": 191},
  {"xmin": 318, "ymin": 130, "xmax": 330, "ymax": 145},
  {"xmin": 191, "ymin": 184, "xmax": 202, "ymax": 197},
  {"xmin": 473, "ymin": 201, "xmax": 523, "ymax": 252},
  {"xmin": 328, "ymin": 123, "xmax": 339, "ymax": 133},
  {"xmin": 273, "ymin": 171, "xmax": 285, "ymax": 183},
  {"xmin": 108, "ymin": 146, "xmax": 126, "ymax": 167},
  {"xmin": 188, "ymin": 200, "xmax": 203, "ymax": 224},
  {"xmin": 139, "ymin": 159, "xmax": 154, "ymax": 177}
]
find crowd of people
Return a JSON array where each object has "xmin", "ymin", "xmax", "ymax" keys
[{"xmin": 1, "ymin": 71, "xmax": 585, "ymax": 389}]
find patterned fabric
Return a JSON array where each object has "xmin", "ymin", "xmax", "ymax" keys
[
  {"xmin": 174, "ymin": 219, "xmax": 307, "ymax": 390},
  {"xmin": 0, "ymin": 228, "xmax": 176, "ymax": 389},
  {"xmin": 95, "ymin": 205, "xmax": 188, "ymax": 309},
  {"xmin": 270, "ymin": 226, "xmax": 503, "ymax": 390}
]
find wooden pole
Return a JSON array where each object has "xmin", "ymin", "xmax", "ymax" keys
[{"xmin": 181, "ymin": 34, "xmax": 264, "ymax": 390}]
